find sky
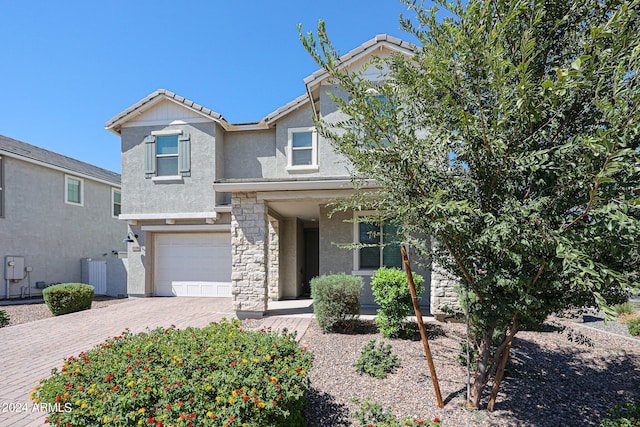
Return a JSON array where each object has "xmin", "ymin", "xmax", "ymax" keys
[{"xmin": 0, "ymin": 1, "xmax": 423, "ymax": 174}]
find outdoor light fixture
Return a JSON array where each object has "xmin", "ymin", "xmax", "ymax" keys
[{"xmin": 123, "ymin": 232, "xmax": 138, "ymax": 243}]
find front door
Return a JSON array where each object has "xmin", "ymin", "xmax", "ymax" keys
[{"xmin": 303, "ymin": 227, "xmax": 319, "ymax": 296}]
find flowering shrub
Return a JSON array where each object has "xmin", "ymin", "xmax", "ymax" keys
[
  {"xmin": 352, "ymin": 398, "xmax": 441, "ymax": 426},
  {"xmin": 598, "ymin": 401, "xmax": 640, "ymax": 426},
  {"xmin": 32, "ymin": 319, "xmax": 313, "ymax": 426}
]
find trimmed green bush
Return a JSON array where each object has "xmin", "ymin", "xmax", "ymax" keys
[
  {"xmin": 311, "ymin": 274, "xmax": 363, "ymax": 333},
  {"xmin": 353, "ymin": 340, "xmax": 399, "ymax": 379},
  {"xmin": 42, "ymin": 283, "xmax": 94, "ymax": 316},
  {"xmin": 0, "ymin": 309, "xmax": 9, "ymax": 328},
  {"xmin": 628, "ymin": 317, "xmax": 640, "ymax": 336},
  {"xmin": 371, "ymin": 267, "xmax": 424, "ymax": 338},
  {"xmin": 32, "ymin": 319, "xmax": 313, "ymax": 427}
]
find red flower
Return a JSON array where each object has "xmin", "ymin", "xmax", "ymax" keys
[
  {"xmin": 433, "ymin": 418, "xmax": 439, "ymax": 423},
  {"xmin": 166, "ymin": 404, "xmax": 171, "ymax": 411}
]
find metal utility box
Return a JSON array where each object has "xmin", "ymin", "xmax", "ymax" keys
[{"xmin": 5, "ymin": 256, "xmax": 25, "ymax": 280}]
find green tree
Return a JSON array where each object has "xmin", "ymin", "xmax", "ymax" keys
[{"xmin": 300, "ymin": 0, "xmax": 640, "ymax": 409}]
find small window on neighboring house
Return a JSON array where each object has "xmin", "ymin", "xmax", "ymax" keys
[
  {"xmin": 112, "ymin": 189, "xmax": 121, "ymax": 218},
  {"xmin": 354, "ymin": 213, "xmax": 402, "ymax": 271},
  {"xmin": 144, "ymin": 130, "xmax": 191, "ymax": 179},
  {"xmin": 65, "ymin": 175, "xmax": 83, "ymax": 206},
  {"xmin": 287, "ymin": 127, "xmax": 318, "ymax": 171}
]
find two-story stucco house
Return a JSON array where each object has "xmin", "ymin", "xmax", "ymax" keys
[
  {"xmin": 0, "ymin": 134, "xmax": 127, "ymax": 299},
  {"xmin": 106, "ymin": 35, "xmax": 458, "ymax": 318}
]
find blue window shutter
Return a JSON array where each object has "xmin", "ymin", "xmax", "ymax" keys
[
  {"xmin": 178, "ymin": 133, "xmax": 191, "ymax": 177},
  {"xmin": 143, "ymin": 135, "xmax": 156, "ymax": 178}
]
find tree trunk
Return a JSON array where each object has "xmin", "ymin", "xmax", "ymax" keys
[{"xmin": 468, "ymin": 330, "xmax": 493, "ymax": 409}]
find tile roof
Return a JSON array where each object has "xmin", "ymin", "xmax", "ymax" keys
[
  {"xmin": 303, "ymin": 34, "xmax": 417, "ymax": 86},
  {"xmin": 105, "ymin": 35, "xmax": 415, "ymax": 133},
  {"xmin": 105, "ymin": 89, "xmax": 229, "ymax": 134},
  {"xmin": 0, "ymin": 134, "xmax": 121, "ymax": 185}
]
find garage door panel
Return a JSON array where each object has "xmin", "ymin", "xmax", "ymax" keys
[{"xmin": 154, "ymin": 233, "xmax": 232, "ymax": 297}]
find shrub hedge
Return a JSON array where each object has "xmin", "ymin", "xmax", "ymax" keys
[
  {"xmin": 371, "ymin": 268, "xmax": 424, "ymax": 338},
  {"xmin": 311, "ymin": 274, "xmax": 363, "ymax": 333},
  {"xmin": 43, "ymin": 283, "xmax": 94, "ymax": 316},
  {"xmin": 32, "ymin": 319, "xmax": 313, "ymax": 427}
]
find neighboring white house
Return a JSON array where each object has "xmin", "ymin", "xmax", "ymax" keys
[
  {"xmin": 105, "ymin": 35, "xmax": 458, "ymax": 318},
  {"xmin": 0, "ymin": 134, "xmax": 128, "ymax": 299}
]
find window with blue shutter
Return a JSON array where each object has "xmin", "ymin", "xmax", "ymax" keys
[{"xmin": 143, "ymin": 131, "xmax": 190, "ymax": 178}]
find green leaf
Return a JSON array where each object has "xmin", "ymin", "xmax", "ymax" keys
[{"xmin": 571, "ymin": 58, "xmax": 582, "ymax": 70}]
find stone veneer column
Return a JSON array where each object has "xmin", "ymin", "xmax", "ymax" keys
[
  {"xmin": 267, "ymin": 217, "xmax": 280, "ymax": 301},
  {"xmin": 231, "ymin": 192, "xmax": 268, "ymax": 318},
  {"xmin": 429, "ymin": 261, "xmax": 461, "ymax": 318}
]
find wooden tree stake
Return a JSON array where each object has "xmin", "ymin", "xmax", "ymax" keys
[{"xmin": 401, "ymin": 245, "xmax": 444, "ymax": 409}]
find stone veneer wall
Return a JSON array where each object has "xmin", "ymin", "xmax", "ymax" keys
[
  {"xmin": 267, "ymin": 217, "xmax": 280, "ymax": 301},
  {"xmin": 429, "ymin": 262, "xmax": 461, "ymax": 316},
  {"xmin": 231, "ymin": 192, "xmax": 268, "ymax": 316}
]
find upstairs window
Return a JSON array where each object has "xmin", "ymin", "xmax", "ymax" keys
[
  {"xmin": 156, "ymin": 135, "xmax": 179, "ymax": 176},
  {"xmin": 65, "ymin": 175, "xmax": 83, "ymax": 206},
  {"xmin": 144, "ymin": 130, "xmax": 191, "ymax": 179},
  {"xmin": 287, "ymin": 127, "xmax": 318, "ymax": 171},
  {"xmin": 112, "ymin": 188, "xmax": 121, "ymax": 218}
]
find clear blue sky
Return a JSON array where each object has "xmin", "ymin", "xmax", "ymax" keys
[{"xmin": 0, "ymin": 1, "xmax": 422, "ymax": 173}]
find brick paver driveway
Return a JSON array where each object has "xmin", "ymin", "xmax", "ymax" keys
[{"xmin": 0, "ymin": 297, "xmax": 311, "ymax": 426}]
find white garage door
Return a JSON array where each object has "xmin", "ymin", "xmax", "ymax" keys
[{"xmin": 154, "ymin": 233, "xmax": 232, "ymax": 297}]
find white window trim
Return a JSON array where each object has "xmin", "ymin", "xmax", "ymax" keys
[
  {"xmin": 287, "ymin": 127, "xmax": 318, "ymax": 171},
  {"xmin": 111, "ymin": 188, "xmax": 121, "ymax": 219},
  {"xmin": 151, "ymin": 129, "xmax": 183, "ymax": 137},
  {"xmin": 151, "ymin": 175, "xmax": 183, "ymax": 183},
  {"xmin": 65, "ymin": 175, "xmax": 84, "ymax": 207}
]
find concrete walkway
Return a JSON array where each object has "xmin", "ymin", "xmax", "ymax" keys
[{"xmin": 0, "ymin": 297, "xmax": 313, "ymax": 426}]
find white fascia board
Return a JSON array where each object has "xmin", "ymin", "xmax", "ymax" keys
[
  {"xmin": 141, "ymin": 224, "xmax": 230, "ymax": 232},
  {"xmin": 0, "ymin": 149, "xmax": 120, "ymax": 188},
  {"xmin": 119, "ymin": 212, "xmax": 217, "ymax": 221},
  {"xmin": 212, "ymin": 179, "xmax": 377, "ymax": 192},
  {"xmin": 256, "ymin": 188, "xmax": 360, "ymax": 201}
]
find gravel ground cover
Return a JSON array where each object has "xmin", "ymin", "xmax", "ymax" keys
[
  {"xmin": 2, "ymin": 299, "xmax": 639, "ymax": 426},
  {"xmin": 300, "ymin": 318, "xmax": 640, "ymax": 427}
]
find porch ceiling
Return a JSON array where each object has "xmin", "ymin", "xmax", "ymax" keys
[{"xmin": 268, "ymin": 201, "xmax": 320, "ymax": 223}]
